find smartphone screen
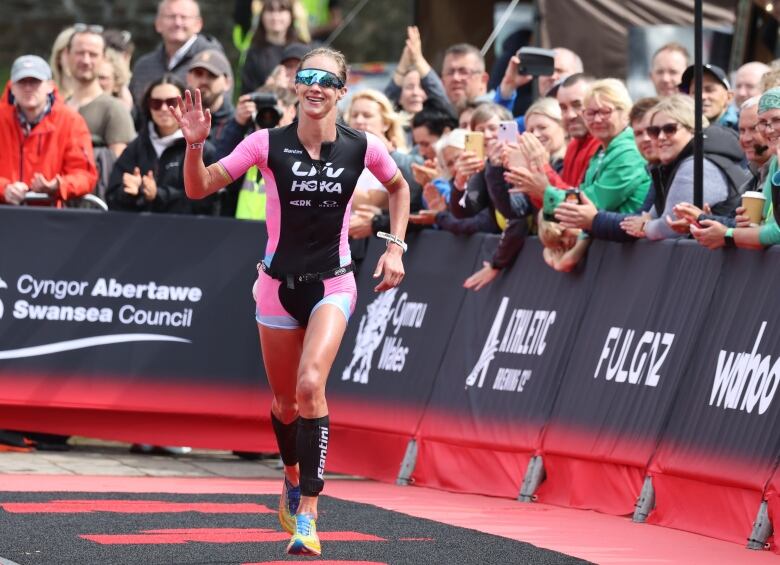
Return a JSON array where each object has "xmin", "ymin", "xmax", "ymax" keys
[
  {"xmin": 497, "ymin": 121, "xmax": 519, "ymax": 144},
  {"xmin": 464, "ymin": 132, "xmax": 485, "ymax": 160}
]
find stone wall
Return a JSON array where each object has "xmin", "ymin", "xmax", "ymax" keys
[{"xmin": 0, "ymin": 0, "xmax": 410, "ymax": 80}]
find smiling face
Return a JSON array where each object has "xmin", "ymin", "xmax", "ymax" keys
[
  {"xmin": 557, "ymin": 80, "xmax": 589, "ymax": 138},
  {"xmin": 688, "ymin": 74, "xmax": 732, "ymax": 121},
  {"xmin": 526, "ymin": 113, "xmax": 566, "ymax": 155},
  {"xmin": 155, "ymin": 0, "xmax": 202, "ymax": 50},
  {"xmin": 631, "ymin": 112, "xmax": 658, "ymax": 163},
  {"xmin": 400, "ymin": 70, "xmax": 427, "ymax": 114},
  {"xmin": 583, "ymin": 95, "xmax": 627, "ymax": 146},
  {"xmin": 295, "ymin": 54, "xmax": 346, "ymax": 120},
  {"xmin": 739, "ymin": 104, "xmax": 769, "ymax": 165},
  {"xmin": 474, "ymin": 114, "xmax": 501, "ymax": 153},
  {"xmin": 149, "ymin": 82, "xmax": 182, "ymax": 136},
  {"xmin": 651, "ymin": 110, "xmax": 693, "ymax": 165}
]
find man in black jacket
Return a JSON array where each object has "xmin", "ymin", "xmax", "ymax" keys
[{"xmin": 129, "ymin": 0, "xmax": 225, "ymax": 106}]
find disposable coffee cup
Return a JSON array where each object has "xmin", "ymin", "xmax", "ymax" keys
[{"xmin": 742, "ymin": 191, "xmax": 766, "ymax": 225}]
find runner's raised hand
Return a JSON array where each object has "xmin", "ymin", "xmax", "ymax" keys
[{"xmin": 171, "ymin": 88, "xmax": 211, "ymax": 144}]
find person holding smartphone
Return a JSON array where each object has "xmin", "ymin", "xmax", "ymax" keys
[{"xmin": 174, "ymin": 47, "xmax": 410, "ymax": 557}]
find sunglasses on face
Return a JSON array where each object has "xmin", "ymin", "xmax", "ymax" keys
[
  {"xmin": 73, "ymin": 23, "xmax": 104, "ymax": 34},
  {"xmin": 295, "ymin": 68, "xmax": 345, "ymax": 89},
  {"xmin": 149, "ymin": 97, "xmax": 179, "ymax": 111},
  {"xmin": 646, "ymin": 123, "xmax": 680, "ymax": 139}
]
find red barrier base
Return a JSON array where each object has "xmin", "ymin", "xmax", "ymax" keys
[
  {"xmin": 327, "ymin": 425, "xmax": 410, "ymax": 484},
  {"xmin": 533, "ymin": 453, "xmax": 643, "ymax": 515},
  {"xmin": 647, "ymin": 472, "xmax": 761, "ymax": 545},
  {"xmin": 411, "ymin": 439, "xmax": 530, "ymax": 498}
]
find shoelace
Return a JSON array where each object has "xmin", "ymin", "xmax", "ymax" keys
[
  {"xmin": 297, "ymin": 514, "xmax": 314, "ymax": 536},
  {"xmin": 286, "ymin": 480, "xmax": 301, "ymax": 515}
]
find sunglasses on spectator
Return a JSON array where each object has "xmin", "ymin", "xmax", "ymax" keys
[
  {"xmin": 149, "ymin": 97, "xmax": 179, "ymax": 111},
  {"xmin": 646, "ymin": 123, "xmax": 681, "ymax": 139},
  {"xmin": 295, "ymin": 68, "xmax": 345, "ymax": 89},
  {"xmin": 583, "ymin": 107, "xmax": 613, "ymax": 121},
  {"xmin": 73, "ymin": 23, "xmax": 104, "ymax": 34}
]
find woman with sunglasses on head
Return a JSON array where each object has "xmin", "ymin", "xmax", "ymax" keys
[
  {"xmin": 105, "ymin": 74, "xmax": 218, "ymax": 214},
  {"xmin": 173, "ymin": 46, "xmax": 410, "ymax": 557},
  {"xmin": 620, "ymin": 94, "xmax": 746, "ymax": 240}
]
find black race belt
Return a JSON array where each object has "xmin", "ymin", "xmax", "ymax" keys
[{"xmin": 259, "ymin": 261, "xmax": 354, "ymax": 289}]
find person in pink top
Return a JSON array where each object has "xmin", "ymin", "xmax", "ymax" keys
[{"xmin": 172, "ymin": 47, "xmax": 410, "ymax": 557}]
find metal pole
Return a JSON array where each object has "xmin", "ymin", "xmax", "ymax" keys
[
  {"xmin": 693, "ymin": 0, "xmax": 703, "ymax": 208},
  {"xmin": 480, "ymin": 0, "xmax": 522, "ymax": 57},
  {"xmin": 323, "ymin": 0, "xmax": 371, "ymax": 47}
]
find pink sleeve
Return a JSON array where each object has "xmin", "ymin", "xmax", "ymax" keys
[
  {"xmin": 364, "ymin": 132, "xmax": 399, "ymax": 184},
  {"xmin": 218, "ymin": 129, "xmax": 269, "ymax": 181}
]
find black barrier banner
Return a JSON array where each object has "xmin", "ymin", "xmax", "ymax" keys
[
  {"xmin": 412, "ymin": 237, "xmax": 602, "ymax": 496},
  {"xmin": 536, "ymin": 240, "xmax": 722, "ymax": 513},
  {"xmin": 329, "ymin": 229, "xmax": 485, "ymax": 433},
  {"xmin": 0, "ymin": 208, "xmax": 271, "ymax": 447},
  {"xmin": 647, "ymin": 245, "xmax": 780, "ymax": 540},
  {"xmin": 325, "ymin": 230, "xmax": 484, "ymax": 481}
]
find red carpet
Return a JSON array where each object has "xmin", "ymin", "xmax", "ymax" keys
[{"xmin": 0, "ymin": 475, "xmax": 776, "ymax": 564}]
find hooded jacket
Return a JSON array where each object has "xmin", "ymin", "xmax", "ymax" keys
[
  {"xmin": 651, "ymin": 125, "xmax": 749, "ymax": 217},
  {"xmin": 0, "ymin": 81, "xmax": 97, "ymax": 205},
  {"xmin": 106, "ymin": 123, "xmax": 218, "ymax": 215}
]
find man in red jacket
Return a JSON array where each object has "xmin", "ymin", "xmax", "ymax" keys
[{"xmin": 0, "ymin": 55, "xmax": 97, "ymax": 206}]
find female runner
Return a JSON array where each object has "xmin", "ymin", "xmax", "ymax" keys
[{"xmin": 172, "ymin": 47, "xmax": 410, "ymax": 556}]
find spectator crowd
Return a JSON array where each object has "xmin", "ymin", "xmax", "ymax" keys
[{"xmin": 3, "ymin": 0, "xmax": 780, "ymax": 294}]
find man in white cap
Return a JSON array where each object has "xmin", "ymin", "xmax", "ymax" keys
[{"xmin": 0, "ymin": 55, "xmax": 97, "ymax": 206}]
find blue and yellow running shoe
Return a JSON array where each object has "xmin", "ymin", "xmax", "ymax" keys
[
  {"xmin": 286, "ymin": 512, "xmax": 321, "ymax": 556},
  {"xmin": 278, "ymin": 478, "xmax": 300, "ymax": 535}
]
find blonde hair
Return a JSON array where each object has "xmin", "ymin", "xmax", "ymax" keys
[
  {"xmin": 650, "ymin": 94, "xmax": 709, "ymax": 131},
  {"xmin": 537, "ymin": 211, "xmax": 566, "ymax": 250},
  {"xmin": 760, "ymin": 69, "xmax": 780, "ymax": 92},
  {"xmin": 469, "ymin": 102, "xmax": 512, "ymax": 130},
  {"xmin": 585, "ymin": 78, "xmax": 633, "ymax": 114},
  {"xmin": 525, "ymin": 97, "xmax": 562, "ymax": 124},
  {"xmin": 104, "ymin": 48, "xmax": 132, "ymax": 94},
  {"xmin": 50, "ymin": 26, "xmax": 75, "ymax": 95},
  {"xmin": 347, "ymin": 89, "xmax": 408, "ymax": 152},
  {"xmin": 435, "ymin": 128, "xmax": 468, "ymax": 179}
]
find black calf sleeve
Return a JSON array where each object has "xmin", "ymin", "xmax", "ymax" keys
[
  {"xmin": 271, "ymin": 412, "xmax": 299, "ymax": 467},
  {"xmin": 297, "ymin": 415, "xmax": 329, "ymax": 497}
]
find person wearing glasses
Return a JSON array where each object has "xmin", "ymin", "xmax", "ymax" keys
[
  {"xmin": 129, "ymin": 0, "xmax": 225, "ymax": 107},
  {"xmin": 620, "ymin": 94, "xmax": 747, "ymax": 240},
  {"xmin": 173, "ymin": 47, "xmax": 409, "ymax": 557},
  {"xmin": 441, "ymin": 43, "xmax": 491, "ymax": 112},
  {"xmin": 544, "ymin": 79, "xmax": 651, "ymax": 232},
  {"xmin": 686, "ymin": 89, "xmax": 780, "ymax": 249},
  {"xmin": 105, "ymin": 74, "xmax": 218, "ymax": 214}
]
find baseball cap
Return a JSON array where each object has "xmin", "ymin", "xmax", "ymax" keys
[
  {"xmin": 188, "ymin": 49, "xmax": 232, "ymax": 78},
  {"xmin": 679, "ymin": 64, "xmax": 730, "ymax": 93},
  {"xmin": 10, "ymin": 55, "xmax": 52, "ymax": 83},
  {"xmin": 281, "ymin": 43, "xmax": 311, "ymax": 64}
]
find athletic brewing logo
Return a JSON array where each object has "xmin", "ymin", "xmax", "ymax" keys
[
  {"xmin": 466, "ymin": 297, "xmax": 555, "ymax": 393},
  {"xmin": 341, "ymin": 288, "xmax": 428, "ymax": 384},
  {"xmin": 710, "ymin": 321, "xmax": 780, "ymax": 415},
  {"xmin": 594, "ymin": 327, "xmax": 675, "ymax": 387}
]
